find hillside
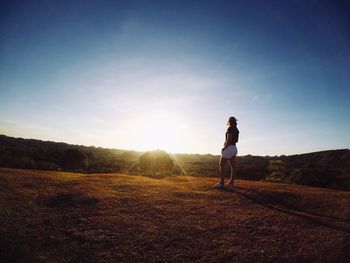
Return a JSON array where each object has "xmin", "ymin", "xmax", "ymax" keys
[
  {"xmin": 0, "ymin": 134, "xmax": 141, "ymax": 173},
  {"xmin": 1, "ymin": 168, "xmax": 350, "ymax": 262},
  {"xmin": 1, "ymin": 134, "xmax": 350, "ymax": 191}
]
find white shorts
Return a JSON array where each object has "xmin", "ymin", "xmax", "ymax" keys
[{"xmin": 221, "ymin": 145, "xmax": 238, "ymax": 159}]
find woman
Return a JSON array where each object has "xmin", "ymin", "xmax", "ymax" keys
[{"xmin": 215, "ymin": 116, "xmax": 239, "ymax": 188}]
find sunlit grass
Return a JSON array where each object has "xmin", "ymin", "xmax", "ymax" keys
[{"xmin": 1, "ymin": 168, "xmax": 350, "ymax": 262}]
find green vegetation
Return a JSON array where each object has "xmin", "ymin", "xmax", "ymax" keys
[
  {"xmin": 0, "ymin": 135, "xmax": 137, "ymax": 173},
  {"xmin": 0, "ymin": 135, "xmax": 349, "ymax": 191},
  {"xmin": 139, "ymin": 150, "xmax": 174, "ymax": 177},
  {"xmin": 60, "ymin": 149, "xmax": 88, "ymax": 171}
]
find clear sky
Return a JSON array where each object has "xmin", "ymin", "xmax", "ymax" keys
[{"xmin": 1, "ymin": 0, "xmax": 349, "ymax": 155}]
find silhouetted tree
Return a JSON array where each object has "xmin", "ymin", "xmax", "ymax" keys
[
  {"xmin": 1, "ymin": 134, "xmax": 350, "ymax": 190},
  {"xmin": 60, "ymin": 149, "xmax": 88, "ymax": 171},
  {"xmin": 139, "ymin": 150, "xmax": 174, "ymax": 175}
]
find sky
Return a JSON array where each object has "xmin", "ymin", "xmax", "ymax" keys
[{"xmin": 0, "ymin": 0, "xmax": 349, "ymax": 156}]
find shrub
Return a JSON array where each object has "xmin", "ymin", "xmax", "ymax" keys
[
  {"xmin": 139, "ymin": 150, "xmax": 174, "ymax": 176},
  {"xmin": 60, "ymin": 149, "xmax": 88, "ymax": 171}
]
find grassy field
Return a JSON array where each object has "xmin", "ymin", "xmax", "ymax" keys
[{"xmin": 0, "ymin": 168, "xmax": 350, "ymax": 262}]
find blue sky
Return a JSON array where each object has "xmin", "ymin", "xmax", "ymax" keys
[{"xmin": 1, "ymin": 0, "xmax": 349, "ymax": 155}]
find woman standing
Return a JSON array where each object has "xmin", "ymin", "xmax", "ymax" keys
[{"xmin": 215, "ymin": 116, "xmax": 239, "ymax": 188}]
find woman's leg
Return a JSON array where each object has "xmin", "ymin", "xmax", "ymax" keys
[
  {"xmin": 227, "ymin": 156, "xmax": 236, "ymax": 186},
  {"xmin": 219, "ymin": 157, "xmax": 228, "ymax": 184}
]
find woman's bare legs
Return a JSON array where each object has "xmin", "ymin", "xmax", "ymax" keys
[
  {"xmin": 219, "ymin": 157, "xmax": 228, "ymax": 184},
  {"xmin": 227, "ymin": 156, "xmax": 236, "ymax": 186}
]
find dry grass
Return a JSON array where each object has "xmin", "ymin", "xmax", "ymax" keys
[{"xmin": 0, "ymin": 168, "xmax": 350, "ymax": 263}]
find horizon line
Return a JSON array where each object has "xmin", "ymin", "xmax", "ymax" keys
[{"xmin": 1, "ymin": 133, "xmax": 348, "ymax": 158}]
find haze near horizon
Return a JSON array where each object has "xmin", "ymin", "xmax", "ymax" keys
[{"xmin": 1, "ymin": 0, "xmax": 349, "ymax": 155}]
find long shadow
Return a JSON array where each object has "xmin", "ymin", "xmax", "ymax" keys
[
  {"xmin": 221, "ymin": 186, "xmax": 350, "ymax": 234},
  {"xmin": 237, "ymin": 186, "xmax": 350, "ymax": 224}
]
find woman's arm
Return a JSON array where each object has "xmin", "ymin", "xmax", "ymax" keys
[{"xmin": 223, "ymin": 132, "xmax": 233, "ymax": 150}]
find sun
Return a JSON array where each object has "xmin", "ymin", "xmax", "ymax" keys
[{"xmin": 131, "ymin": 112, "xmax": 188, "ymax": 153}]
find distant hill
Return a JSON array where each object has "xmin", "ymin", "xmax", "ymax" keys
[
  {"xmin": 0, "ymin": 134, "xmax": 141, "ymax": 173},
  {"xmin": 0, "ymin": 134, "xmax": 349, "ymax": 190},
  {"xmin": 175, "ymin": 150, "xmax": 350, "ymax": 191}
]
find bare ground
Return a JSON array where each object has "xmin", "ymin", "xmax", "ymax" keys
[{"xmin": 0, "ymin": 168, "xmax": 350, "ymax": 263}]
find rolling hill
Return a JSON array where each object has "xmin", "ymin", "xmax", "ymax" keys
[
  {"xmin": 1, "ymin": 134, "xmax": 349, "ymax": 191},
  {"xmin": 1, "ymin": 168, "xmax": 349, "ymax": 262}
]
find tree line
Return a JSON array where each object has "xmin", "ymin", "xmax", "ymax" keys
[{"xmin": 0, "ymin": 135, "xmax": 349, "ymax": 191}]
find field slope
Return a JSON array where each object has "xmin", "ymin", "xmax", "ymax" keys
[{"xmin": 1, "ymin": 168, "xmax": 350, "ymax": 262}]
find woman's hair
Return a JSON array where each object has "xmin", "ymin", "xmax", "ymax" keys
[{"xmin": 228, "ymin": 116, "xmax": 237, "ymax": 127}]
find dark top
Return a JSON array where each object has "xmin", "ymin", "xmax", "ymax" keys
[{"xmin": 226, "ymin": 126, "xmax": 239, "ymax": 145}]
